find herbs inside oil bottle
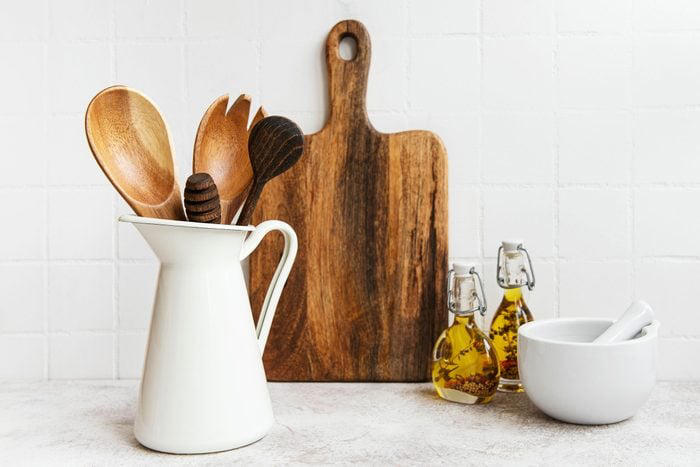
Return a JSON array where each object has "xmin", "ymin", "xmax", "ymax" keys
[
  {"xmin": 432, "ymin": 263, "xmax": 500, "ymax": 404},
  {"xmin": 488, "ymin": 239, "xmax": 536, "ymax": 393}
]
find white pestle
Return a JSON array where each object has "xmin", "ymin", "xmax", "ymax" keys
[{"xmin": 593, "ymin": 300, "xmax": 655, "ymax": 344}]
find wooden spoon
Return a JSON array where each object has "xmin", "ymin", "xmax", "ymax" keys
[
  {"xmin": 236, "ymin": 116, "xmax": 304, "ymax": 226},
  {"xmin": 193, "ymin": 94, "xmax": 268, "ymax": 224},
  {"xmin": 85, "ymin": 85, "xmax": 186, "ymax": 220}
]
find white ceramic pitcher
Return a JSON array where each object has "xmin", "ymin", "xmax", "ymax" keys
[{"xmin": 120, "ymin": 215, "xmax": 298, "ymax": 454}]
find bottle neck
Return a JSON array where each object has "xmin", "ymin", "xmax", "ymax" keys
[
  {"xmin": 503, "ymin": 286, "xmax": 524, "ymax": 303},
  {"xmin": 453, "ymin": 313, "xmax": 477, "ymax": 326}
]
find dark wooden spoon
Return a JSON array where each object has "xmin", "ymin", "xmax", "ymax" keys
[{"xmin": 236, "ymin": 116, "xmax": 304, "ymax": 225}]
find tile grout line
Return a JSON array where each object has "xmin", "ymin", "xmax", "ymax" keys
[
  {"xmin": 42, "ymin": 0, "xmax": 50, "ymax": 380},
  {"xmin": 110, "ymin": 0, "xmax": 119, "ymax": 381},
  {"xmin": 629, "ymin": 0, "xmax": 638, "ymax": 305},
  {"xmin": 181, "ymin": 0, "xmax": 189, "ymax": 114},
  {"xmin": 7, "ymin": 326, "xmax": 696, "ymax": 340},
  {"xmin": 477, "ymin": 0, "xmax": 485, "ymax": 264},
  {"xmin": 476, "ymin": 0, "xmax": 487, "ymax": 329},
  {"xmin": 2, "ymin": 255, "xmax": 698, "ymax": 267},
  {"xmin": 5, "ymin": 28, "xmax": 700, "ymax": 44},
  {"xmin": 403, "ymin": 0, "xmax": 409, "ymax": 116},
  {"xmin": 4, "ymin": 181, "xmax": 700, "ymax": 191},
  {"xmin": 405, "ymin": 0, "xmax": 412, "ymax": 117},
  {"xmin": 5, "ymin": 181, "xmax": 700, "ymax": 191},
  {"xmin": 552, "ymin": 0, "xmax": 560, "ymax": 319},
  {"xmin": 256, "ymin": 0, "xmax": 262, "ymax": 105},
  {"xmin": 7, "ymin": 106, "xmax": 700, "ymax": 119}
]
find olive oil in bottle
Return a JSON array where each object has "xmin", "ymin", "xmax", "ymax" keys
[
  {"xmin": 489, "ymin": 240, "xmax": 536, "ymax": 393},
  {"xmin": 432, "ymin": 263, "xmax": 500, "ymax": 404}
]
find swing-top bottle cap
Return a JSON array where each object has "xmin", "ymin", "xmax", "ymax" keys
[
  {"xmin": 502, "ymin": 239, "xmax": 524, "ymax": 253},
  {"xmin": 452, "ymin": 262, "xmax": 475, "ymax": 275}
]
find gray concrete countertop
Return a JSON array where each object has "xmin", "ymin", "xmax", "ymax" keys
[{"xmin": 1, "ymin": 381, "xmax": 698, "ymax": 465}]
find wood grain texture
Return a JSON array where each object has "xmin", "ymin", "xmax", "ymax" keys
[
  {"xmin": 85, "ymin": 85, "xmax": 186, "ymax": 221},
  {"xmin": 184, "ymin": 173, "xmax": 222, "ymax": 223},
  {"xmin": 237, "ymin": 116, "xmax": 304, "ymax": 226},
  {"xmin": 250, "ymin": 20, "xmax": 448, "ymax": 382},
  {"xmin": 193, "ymin": 94, "xmax": 267, "ymax": 224}
]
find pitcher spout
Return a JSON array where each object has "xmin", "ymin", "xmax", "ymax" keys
[{"xmin": 119, "ymin": 215, "xmax": 254, "ymax": 265}]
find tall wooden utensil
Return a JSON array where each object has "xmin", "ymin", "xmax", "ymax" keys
[
  {"xmin": 250, "ymin": 20, "xmax": 448, "ymax": 381},
  {"xmin": 236, "ymin": 116, "xmax": 304, "ymax": 226},
  {"xmin": 193, "ymin": 94, "xmax": 267, "ymax": 224},
  {"xmin": 85, "ymin": 85, "xmax": 186, "ymax": 220}
]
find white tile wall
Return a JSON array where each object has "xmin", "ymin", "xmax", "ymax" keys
[
  {"xmin": 0, "ymin": 0, "xmax": 698, "ymax": 381},
  {"xmin": 185, "ymin": 0, "xmax": 257, "ymax": 39},
  {"xmin": 633, "ymin": 35, "xmax": 700, "ymax": 107},
  {"xmin": 635, "ymin": 190, "xmax": 700, "ymax": 257},
  {"xmin": 636, "ymin": 261, "xmax": 700, "ymax": 337},
  {"xmin": 482, "ymin": 112, "xmax": 554, "ymax": 184},
  {"xmin": 115, "ymin": 43, "xmax": 186, "ymax": 123},
  {"xmin": 48, "ymin": 264, "xmax": 113, "ymax": 331},
  {"xmin": 558, "ymin": 112, "xmax": 631, "ymax": 184},
  {"xmin": 634, "ymin": 0, "xmax": 700, "ymax": 32},
  {"xmin": 366, "ymin": 38, "xmax": 406, "ymax": 111},
  {"xmin": 483, "ymin": 37, "xmax": 554, "ymax": 110},
  {"xmin": 0, "ymin": 190, "xmax": 46, "ymax": 260},
  {"xmin": 0, "ymin": 336, "xmax": 45, "ymax": 379},
  {"xmin": 48, "ymin": 43, "xmax": 112, "ymax": 114},
  {"xmin": 49, "ymin": 334, "xmax": 113, "ymax": 379},
  {"xmin": 482, "ymin": 189, "xmax": 555, "ymax": 257},
  {"xmin": 0, "ymin": 2, "xmax": 47, "ymax": 40},
  {"xmin": 634, "ymin": 111, "xmax": 700, "ymax": 183},
  {"xmin": 409, "ymin": 38, "xmax": 480, "ymax": 113},
  {"xmin": 48, "ymin": 189, "xmax": 113, "ymax": 259},
  {"xmin": 483, "ymin": 0, "xmax": 553, "ymax": 34},
  {"xmin": 449, "ymin": 187, "xmax": 480, "ymax": 258},
  {"xmin": 115, "ymin": 0, "xmax": 183, "ymax": 38},
  {"xmin": 557, "ymin": 37, "xmax": 631, "ymax": 109},
  {"xmin": 558, "ymin": 189, "xmax": 628, "ymax": 259},
  {"xmin": 556, "ymin": 0, "xmax": 631, "ymax": 32},
  {"xmin": 1, "ymin": 118, "xmax": 47, "ymax": 186},
  {"xmin": 559, "ymin": 261, "xmax": 632, "ymax": 318},
  {"xmin": 0, "ymin": 44, "xmax": 44, "ymax": 115},
  {"xmin": 49, "ymin": 0, "xmax": 112, "ymax": 39},
  {"xmin": 118, "ymin": 332, "xmax": 147, "ymax": 379},
  {"xmin": 0, "ymin": 265, "xmax": 45, "ymax": 332},
  {"xmin": 409, "ymin": 0, "xmax": 479, "ymax": 34},
  {"xmin": 118, "ymin": 263, "xmax": 159, "ymax": 330},
  {"xmin": 48, "ymin": 116, "xmax": 108, "ymax": 186}
]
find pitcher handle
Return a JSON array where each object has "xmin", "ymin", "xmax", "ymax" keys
[{"xmin": 240, "ymin": 220, "xmax": 298, "ymax": 354}]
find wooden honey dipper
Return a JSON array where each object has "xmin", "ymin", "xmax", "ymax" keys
[{"xmin": 184, "ymin": 173, "xmax": 222, "ymax": 223}]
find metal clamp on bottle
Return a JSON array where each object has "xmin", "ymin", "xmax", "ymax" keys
[
  {"xmin": 447, "ymin": 262, "xmax": 487, "ymax": 316},
  {"xmin": 496, "ymin": 239, "xmax": 536, "ymax": 291}
]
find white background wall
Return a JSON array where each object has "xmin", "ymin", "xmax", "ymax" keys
[{"xmin": 0, "ymin": 0, "xmax": 698, "ymax": 380}]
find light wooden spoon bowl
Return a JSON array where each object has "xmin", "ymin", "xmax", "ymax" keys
[
  {"xmin": 193, "ymin": 94, "xmax": 267, "ymax": 224},
  {"xmin": 85, "ymin": 85, "xmax": 186, "ymax": 220}
]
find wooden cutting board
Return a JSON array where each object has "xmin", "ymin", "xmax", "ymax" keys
[{"xmin": 250, "ymin": 20, "xmax": 448, "ymax": 381}]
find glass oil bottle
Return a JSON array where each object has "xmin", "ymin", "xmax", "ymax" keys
[
  {"xmin": 432, "ymin": 263, "xmax": 500, "ymax": 404},
  {"xmin": 489, "ymin": 240, "xmax": 536, "ymax": 393}
]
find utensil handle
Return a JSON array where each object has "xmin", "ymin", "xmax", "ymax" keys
[
  {"xmin": 593, "ymin": 300, "xmax": 655, "ymax": 344},
  {"xmin": 325, "ymin": 19, "xmax": 371, "ymax": 124},
  {"xmin": 240, "ymin": 220, "xmax": 298, "ymax": 354},
  {"xmin": 236, "ymin": 183, "xmax": 262, "ymax": 226}
]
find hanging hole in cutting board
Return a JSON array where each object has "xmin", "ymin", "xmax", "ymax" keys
[{"xmin": 339, "ymin": 34, "xmax": 357, "ymax": 61}]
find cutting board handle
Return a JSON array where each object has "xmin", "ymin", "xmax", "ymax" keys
[{"xmin": 325, "ymin": 20, "xmax": 371, "ymax": 127}]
